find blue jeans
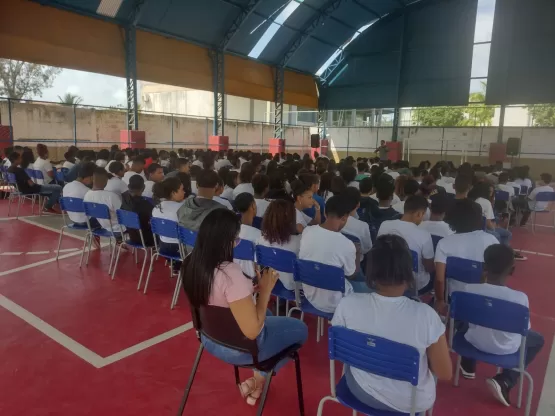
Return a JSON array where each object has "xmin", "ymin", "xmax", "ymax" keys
[
  {"xmin": 201, "ymin": 312, "xmax": 308, "ymax": 376},
  {"xmin": 486, "ymin": 227, "xmax": 512, "ymax": 247},
  {"xmin": 39, "ymin": 183, "xmax": 62, "ymax": 209}
]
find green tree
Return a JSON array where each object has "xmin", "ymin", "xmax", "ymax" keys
[
  {"xmin": 459, "ymin": 84, "xmax": 494, "ymax": 127},
  {"xmin": 0, "ymin": 59, "xmax": 62, "ymax": 99},
  {"xmin": 412, "ymin": 106, "xmax": 465, "ymax": 127},
  {"xmin": 58, "ymin": 93, "xmax": 83, "ymax": 105},
  {"xmin": 526, "ymin": 104, "xmax": 555, "ymax": 127}
]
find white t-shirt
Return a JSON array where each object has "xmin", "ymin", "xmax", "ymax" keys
[
  {"xmin": 213, "ymin": 196, "xmax": 233, "ymax": 210},
  {"xmin": 385, "ymin": 171, "xmax": 399, "ymax": 180},
  {"xmin": 528, "ymin": 185, "xmax": 554, "ymax": 211},
  {"xmin": 342, "ymin": 216, "xmax": 372, "ymax": 254},
  {"xmin": 191, "ymin": 180, "xmax": 198, "ymax": 195},
  {"xmin": 507, "ymin": 181, "xmax": 521, "ymax": 194},
  {"xmin": 419, "ymin": 221, "xmax": 454, "ymax": 239},
  {"xmin": 296, "ymin": 208, "xmax": 311, "ymax": 228},
  {"xmin": 83, "ymin": 189, "xmax": 123, "ymax": 232},
  {"xmin": 475, "ymin": 197, "xmax": 494, "ymax": 220},
  {"xmin": 192, "ymin": 160, "xmax": 203, "ymax": 168},
  {"xmin": 122, "ymin": 171, "xmax": 146, "ymax": 185},
  {"xmin": 392, "ymin": 200, "xmax": 431, "ymax": 221},
  {"xmin": 143, "ymin": 180, "xmax": 156, "ymax": 198},
  {"xmin": 463, "ymin": 283, "xmax": 529, "ymax": 355},
  {"xmin": 233, "ymin": 182, "xmax": 254, "ymax": 199},
  {"xmin": 4, "ymin": 159, "xmax": 11, "ymax": 168},
  {"xmin": 220, "ymin": 186, "xmax": 235, "ymax": 201},
  {"xmin": 332, "ymin": 293, "xmax": 444, "ymax": 413},
  {"xmin": 437, "ymin": 180, "xmax": 455, "ymax": 195},
  {"xmin": 371, "ymin": 193, "xmax": 401, "ymax": 206},
  {"xmin": 215, "ymin": 158, "xmax": 232, "ymax": 170},
  {"xmin": 96, "ymin": 159, "xmax": 108, "ymax": 168},
  {"xmin": 497, "ymin": 183, "xmax": 515, "ymax": 198},
  {"xmin": 434, "ymin": 230, "xmax": 498, "ymax": 294},
  {"xmin": 347, "ymin": 181, "xmax": 360, "ymax": 189},
  {"xmin": 62, "ymin": 161, "xmax": 75, "ymax": 170},
  {"xmin": 378, "ymin": 220, "xmax": 434, "ymax": 290},
  {"xmin": 257, "ymin": 235, "xmax": 301, "ymax": 291},
  {"xmin": 34, "ymin": 158, "xmax": 53, "ymax": 184},
  {"xmin": 152, "ymin": 201, "xmax": 184, "ymax": 243},
  {"xmin": 62, "ymin": 180, "xmax": 90, "ymax": 223},
  {"xmin": 514, "ymin": 178, "xmax": 533, "ymax": 190},
  {"xmin": 234, "ymin": 224, "xmax": 261, "ymax": 278},
  {"xmin": 104, "ymin": 177, "xmax": 128, "ymax": 196},
  {"xmin": 255, "ymin": 198, "xmax": 271, "ymax": 218},
  {"xmin": 299, "ymin": 225, "xmax": 356, "ymax": 313}
]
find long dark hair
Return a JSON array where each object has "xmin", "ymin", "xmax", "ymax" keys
[
  {"xmin": 261, "ymin": 200, "xmax": 296, "ymax": 245},
  {"xmin": 367, "ymin": 234, "xmax": 414, "ymax": 288},
  {"xmin": 182, "ymin": 209, "xmax": 241, "ymax": 307}
]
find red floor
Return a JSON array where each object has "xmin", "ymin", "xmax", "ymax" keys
[{"xmin": 0, "ymin": 203, "xmax": 554, "ymax": 416}]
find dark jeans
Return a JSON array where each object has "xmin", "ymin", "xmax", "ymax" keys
[
  {"xmin": 39, "ymin": 184, "xmax": 62, "ymax": 209},
  {"xmin": 458, "ymin": 322, "xmax": 544, "ymax": 389},
  {"xmin": 513, "ymin": 197, "xmax": 531, "ymax": 225},
  {"xmin": 74, "ymin": 218, "xmax": 101, "ymax": 230},
  {"xmin": 159, "ymin": 241, "xmax": 181, "ymax": 270}
]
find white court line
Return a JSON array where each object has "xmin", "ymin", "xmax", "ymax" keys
[
  {"xmin": 0, "ymin": 250, "xmax": 85, "ymax": 277},
  {"xmin": 17, "ymin": 217, "xmax": 87, "ymax": 241},
  {"xmin": 27, "ymin": 251, "xmax": 51, "ymax": 255},
  {"xmin": 0, "ymin": 252, "xmax": 23, "ymax": 256},
  {"xmin": 57, "ymin": 248, "xmax": 80, "ymax": 253},
  {"xmin": 537, "ymin": 334, "xmax": 555, "ymax": 416}
]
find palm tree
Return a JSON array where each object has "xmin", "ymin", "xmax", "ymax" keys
[{"xmin": 58, "ymin": 93, "xmax": 83, "ymax": 105}]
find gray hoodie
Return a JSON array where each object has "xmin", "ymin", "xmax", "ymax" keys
[{"xmin": 177, "ymin": 197, "xmax": 226, "ymax": 231}]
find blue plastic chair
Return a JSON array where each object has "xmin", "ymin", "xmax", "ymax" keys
[
  {"xmin": 6, "ymin": 172, "xmax": 44, "ymax": 217},
  {"xmin": 342, "ymin": 233, "xmax": 360, "ymax": 244},
  {"xmin": 529, "ymin": 191, "xmax": 555, "ymax": 233},
  {"xmin": 170, "ymin": 225, "xmax": 199, "ymax": 309},
  {"xmin": 145, "ymin": 217, "xmax": 182, "ymax": 295},
  {"xmin": 431, "ymin": 235, "xmax": 443, "ymax": 252},
  {"xmin": 83, "ymin": 202, "xmax": 119, "ymax": 274},
  {"xmin": 33, "ymin": 169, "xmax": 46, "ymax": 184},
  {"xmin": 288, "ymin": 259, "xmax": 345, "ymax": 342},
  {"xmin": 317, "ymin": 326, "xmax": 432, "ymax": 416},
  {"xmin": 520, "ymin": 185, "xmax": 529, "ymax": 195},
  {"xmin": 410, "ymin": 249, "xmax": 419, "ymax": 273},
  {"xmin": 495, "ymin": 190, "xmax": 510, "ymax": 202},
  {"xmin": 513, "ymin": 186, "xmax": 520, "ymax": 196},
  {"xmin": 256, "ymin": 246, "xmax": 297, "ymax": 316},
  {"xmin": 449, "ymin": 292, "xmax": 532, "ymax": 416},
  {"xmin": 234, "ymin": 239, "xmax": 256, "ymax": 261},
  {"xmin": 25, "ymin": 168, "xmax": 36, "ymax": 182},
  {"xmin": 112, "ymin": 209, "xmax": 154, "ymax": 289},
  {"xmin": 482, "ymin": 216, "xmax": 487, "ymax": 230},
  {"xmin": 143, "ymin": 196, "xmax": 154, "ymax": 205},
  {"xmin": 252, "ymin": 216, "xmax": 263, "ymax": 230},
  {"xmin": 56, "ymin": 197, "xmax": 89, "ymax": 260},
  {"xmin": 444, "ymin": 256, "xmax": 482, "ymax": 301},
  {"xmin": 53, "ymin": 166, "xmax": 65, "ymax": 184}
]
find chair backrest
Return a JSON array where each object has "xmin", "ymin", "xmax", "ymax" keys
[
  {"xmin": 495, "ymin": 190, "xmax": 509, "ymax": 202},
  {"xmin": 178, "ymin": 225, "xmax": 198, "ymax": 246},
  {"xmin": 328, "ymin": 326, "xmax": 419, "ymax": 386},
  {"xmin": 143, "ymin": 196, "xmax": 154, "ymax": 205},
  {"xmin": 410, "ymin": 249, "xmax": 419, "ymax": 272},
  {"xmin": 84, "ymin": 202, "xmax": 111, "ymax": 220},
  {"xmin": 513, "ymin": 187, "xmax": 520, "ymax": 196},
  {"xmin": 293, "ymin": 259, "xmax": 345, "ymax": 292},
  {"xmin": 25, "ymin": 168, "xmax": 35, "ymax": 179},
  {"xmin": 535, "ymin": 191, "xmax": 555, "ymax": 202},
  {"xmin": 54, "ymin": 168, "xmax": 65, "ymax": 183},
  {"xmin": 342, "ymin": 233, "xmax": 360, "ymax": 244},
  {"xmin": 116, "ymin": 209, "xmax": 141, "ymax": 230},
  {"xmin": 256, "ymin": 246, "xmax": 296, "ymax": 274},
  {"xmin": 6, "ymin": 172, "xmax": 17, "ymax": 185},
  {"xmin": 150, "ymin": 217, "xmax": 179, "ymax": 239},
  {"xmin": 233, "ymin": 239, "xmax": 255, "ymax": 261},
  {"xmin": 431, "ymin": 235, "xmax": 443, "ymax": 252},
  {"xmin": 34, "ymin": 169, "xmax": 45, "ymax": 180},
  {"xmin": 60, "ymin": 197, "xmax": 85, "ymax": 213},
  {"xmin": 446, "ymin": 256, "xmax": 483, "ymax": 284},
  {"xmin": 450, "ymin": 292, "xmax": 529, "ymax": 335},
  {"xmin": 520, "ymin": 185, "xmax": 529, "ymax": 195},
  {"xmin": 252, "ymin": 216, "xmax": 263, "ymax": 230},
  {"xmin": 61, "ymin": 167, "xmax": 69, "ymax": 175}
]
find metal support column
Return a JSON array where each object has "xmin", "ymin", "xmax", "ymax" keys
[
  {"xmin": 7, "ymin": 98, "xmax": 13, "ymax": 142},
  {"xmin": 317, "ymin": 109, "xmax": 327, "ymax": 140},
  {"xmin": 392, "ymin": 12, "xmax": 407, "ymax": 142},
  {"xmin": 73, "ymin": 104, "xmax": 77, "ymax": 145},
  {"xmin": 171, "ymin": 114, "xmax": 174, "ymax": 149},
  {"xmin": 392, "ymin": 108, "xmax": 400, "ymax": 142},
  {"xmin": 273, "ymin": 66, "xmax": 285, "ymax": 139},
  {"xmin": 497, "ymin": 104, "xmax": 506, "ymax": 143},
  {"xmin": 210, "ymin": 50, "xmax": 225, "ymax": 136},
  {"xmin": 124, "ymin": 24, "xmax": 139, "ymax": 131}
]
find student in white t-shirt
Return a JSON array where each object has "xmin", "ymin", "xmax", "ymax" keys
[
  {"xmin": 151, "ymin": 176, "xmax": 186, "ymax": 257},
  {"xmin": 419, "ymin": 194, "xmax": 454, "ymax": 239},
  {"xmin": 523, "ymin": 173, "xmax": 554, "ymax": 222},
  {"xmin": 213, "ymin": 176, "xmax": 234, "ymax": 210},
  {"xmin": 104, "ymin": 162, "xmax": 128, "ymax": 196},
  {"xmin": 62, "ymin": 162, "xmax": 97, "ymax": 227},
  {"xmin": 332, "ymin": 234, "xmax": 452, "ymax": 414},
  {"xmin": 83, "ymin": 168, "xmax": 123, "ymax": 233},
  {"xmin": 298, "ymin": 196, "xmax": 364, "ymax": 314},
  {"xmin": 143, "ymin": 163, "xmax": 165, "ymax": 198},
  {"xmin": 378, "ymin": 195, "xmax": 435, "ymax": 294},
  {"xmin": 392, "ymin": 179, "xmax": 431, "ymax": 221},
  {"xmin": 218, "ymin": 167, "xmax": 238, "ymax": 201},
  {"xmin": 105, "ymin": 152, "xmax": 127, "ymax": 174},
  {"xmin": 34, "ymin": 144, "xmax": 54, "ymax": 184},
  {"xmin": 291, "ymin": 179, "xmax": 321, "ymax": 234},
  {"xmin": 62, "ymin": 151, "xmax": 76, "ymax": 170},
  {"xmin": 252, "ymin": 173, "xmax": 271, "ymax": 219},
  {"xmin": 434, "ymin": 198, "xmax": 499, "ymax": 315},
  {"xmin": 234, "ymin": 192, "xmax": 261, "ymax": 278},
  {"xmin": 457, "ymin": 244, "xmax": 544, "ymax": 407},
  {"xmin": 95, "ymin": 149, "xmax": 110, "ymax": 169},
  {"xmin": 122, "ymin": 158, "xmax": 146, "ymax": 185},
  {"xmin": 233, "ymin": 162, "xmax": 255, "ymax": 199},
  {"xmin": 340, "ymin": 187, "xmax": 372, "ymax": 255},
  {"xmin": 258, "ymin": 199, "xmax": 301, "ymax": 291}
]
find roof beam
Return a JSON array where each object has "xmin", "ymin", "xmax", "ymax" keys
[
  {"xmin": 220, "ymin": 0, "xmax": 263, "ymax": 51},
  {"xmin": 279, "ymin": 0, "xmax": 350, "ymax": 68},
  {"xmin": 351, "ymin": 0, "xmax": 381, "ymax": 19}
]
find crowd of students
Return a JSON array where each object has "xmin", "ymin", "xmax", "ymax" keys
[{"xmin": 1, "ymin": 144, "xmax": 554, "ymax": 412}]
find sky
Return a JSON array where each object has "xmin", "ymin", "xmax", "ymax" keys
[{"xmin": 32, "ymin": 0, "xmax": 496, "ymax": 107}]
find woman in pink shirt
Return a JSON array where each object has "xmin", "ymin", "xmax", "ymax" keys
[{"xmin": 182, "ymin": 209, "xmax": 308, "ymax": 406}]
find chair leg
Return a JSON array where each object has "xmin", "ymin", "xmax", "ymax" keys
[
  {"xmin": 111, "ymin": 242, "xmax": 124, "ymax": 280},
  {"xmin": 276, "ymin": 296, "xmax": 280, "ymax": 316},
  {"xmin": 453, "ymin": 355, "xmax": 462, "ymax": 387},
  {"xmin": 176, "ymin": 344, "xmax": 204, "ymax": 416},
  {"xmin": 286, "ymin": 300, "xmax": 290, "ymax": 317},
  {"xmin": 16, "ymin": 195, "xmax": 22, "ymax": 219},
  {"xmin": 233, "ymin": 366, "xmax": 241, "ymax": 385},
  {"xmin": 522, "ymin": 370, "xmax": 534, "ymax": 416},
  {"xmin": 143, "ymin": 253, "xmax": 158, "ymax": 293},
  {"xmin": 85, "ymin": 233, "xmax": 94, "ymax": 265},
  {"xmin": 316, "ymin": 396, "xmax": 339, "ymax": 416},
  {"xmin": 138, "ymin": 248, "xmax": 149, "ymax": 288},
  {"xmin": 316, "ymin": 317, "xmax": 321, "ymax": 343},
  {"xmin": 293, "ymin": 352, "xmax": 305, "ymax": 416},
  {"xmin": 171, "ymin": 273, "xmax": 183, "ymax": 309},
  {"xmin": 56, "ymin": 226, "xmax": 66, "ymax": 261},
  {"xmin": 134, "ymin": 248, "xmax": 138, "ymax": 264},
  {"xmin": 321, "ymin": 319, "xmax": 325, "ymax": 337},
  {"xmin": 79, "ymin": 234, "xmax": 89, "ymax": 267},
  {"xmin": 108, "ymin": 239, "xmax": 117, "ymax": 275},
  {"xmin": 255, "ymin": 373, "xmax": 274, "ymax": 416}
]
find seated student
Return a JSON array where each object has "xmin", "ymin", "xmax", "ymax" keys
[
  {"xmin": 258, "ymin": 200, "xmax": 301, "ymax": 291},
  {"xmin": 121, "ymin": 175, "xmax": 154, "ymax": 247},
  {"xmin": 105, "ymin": 151, "xmax": 126, "ymax": 174},
  {"xmin": 434, "ymin": 198, "xmax": 499, "ymax": 314},
  {"xmin": 496, "ymin": 172, "xmax": 516, "ymax": 199},
  {"xmin": 355, "ymin": 162, "xmax": 370, "ymax": 181},
  {"xmin": 514, "ymin": 166, "xmax": 533, "ymax": 191},
  {"xmin": 83, "ymin": 168, "xmax": 123, "ymax": 233},
  {"xmin": 358, "ymin": 177, "xmax": 378, "ymax": 215},
  {"xmin": 104, "ymin": 162, "xmax": 128, "ymax": 195},
  {"xmin": 181, "ymin": 209, "xmax": 308, "ymax": 406},
  {"xmin": 213, "ymin": 176, "xmax": 234, "ymax": 210},
  {"xmin": 233, "ymin": 162, "xmax": 255, "ymax": 198},
  {"xmin": 143, "ymin": 163, "xmax": 165, "ymax": 198},
  {"xmin": 392, "ymin": 179, "xmax": 431, "ymax": 220},
  {"xmin": 520, "ymin": 173, "xmax": 554, "ymax": 226},
  {"xmin": 265, "ymin": 169, "xmax": 292, "ymax": 201},
  {"xmin": 218, "ymin": 167, "xmax": 237, "ymax": 201},
  {"xmin": 177, "ymin": 169, "xmax": 226, "ymax": 232},
  {"xmin": 62, "ymin": 151, "xmax": 76, "ymax": 169},
  {"xmin": 299, "ymin": 196, "xmax": 365, "ymax": 314},
  {"xmin": 458, "ymin": 244, "xmax": 544, "ymax": 407},
  {"xmin": 95, "ymin": 149, "xmax": 110, "ymax": 168},
  {"xmin": 122, "ymin": 157, "xmax": 146, "ymax": 185},
  {"xmin": 318, "ymin": 171, "xmax": 333, "ymax": 201},
  {"xmin": 152, "ymin": 177, "xmax": 186, "ymax": 256},
  {"xmin": 332, "ymin": 234, "xmax": 452, "ymax": 413},
  {"xmin": 299, "ymin": 173, "xmax": 326, "ymax": 222},
  {"xmin": 8, "ymin": 151, "xmax": 62, "ymax": 214},
  {"xmin": 370, "ymin": 174, "xmax": 401, "ymax": 206},
  {"xmin": 291, "ymin": 179, "xmax": 321, "ymax": 234},
  {"xmin": 341, "ymin": 165, "xmax": 359, "ymax": 189},
  {"xmin": 252, "ymin": 173, "xmax": 271, "ymax": 218},
  {"xmin": 33, "ymin": 144, "xmax": 55, "ymax": 184},
  {"xmin": 340, "ymin": 187, "xmax": 373, "ymax": 255},
  {"xmin": 328, "ymin": 176, "xmax": 347, "ymax": 201},
  {"xmin": 62, "ymin": 161, "xmax": 98, "ymax": 225},
  {"xmin": 419, "ymin": 193, "xmax": 454, "ymax": 239},
  {"xmin": 189, "ymin": 164, "xmax": 202, "ymax": 195},
  {"xmin": 369, "ymin": 175, "xmax": 402, "ymax": 228},
  {"xmin": 378, "ymin": 195, "xmax": 435, "ymax": 295},
  {"xmin": 165, "ymin": 157, "xmax": 190, "ymax": 178},
  {"xmin": 234, "ymin": 193, "xmax": 261, "ymax": 278}
]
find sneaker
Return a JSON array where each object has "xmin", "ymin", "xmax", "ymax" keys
[
  {"xmin": 459, "ymin": 364, "xmax": 476, "ymax": 380},
  {"xmin": 486, "ymin": 377, "xmax": 511, "ymax": 407},
  {"xmin": 43, "ymin": 206, "xmax": 61, "ymax": 214},
  {"xmin": 514, "ymin": 252, "xmax": 527, "ymax": 261}
]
